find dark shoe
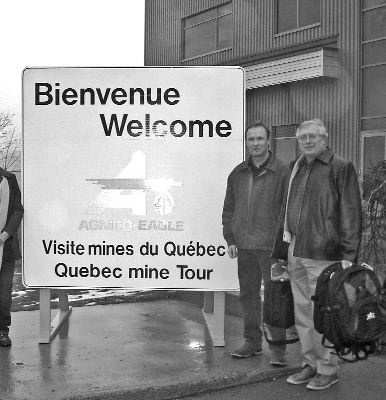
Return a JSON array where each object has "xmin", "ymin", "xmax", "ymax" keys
[
  {"xmin": 0, "ymin": 331, "xmax": 11, "ymax": 347},
  {"xmin": 287, "ymin": 364, "xmax": 316, "ymax": 384},
  {"xmin": 306, "ymin": 373, "xmax": 339, "ymax": 390},
  {"xmin": 231, "ymin": 342, "xmax": 262, "ymax": 358}
]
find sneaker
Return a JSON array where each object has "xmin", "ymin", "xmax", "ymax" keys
[
  {"xmin": 286, "ymin": 364, "xmax": 316, "ymax": 384},
  {"xmin": 0, "ymin": 331, "xmax": 11, "ymax": 347},
  {"xmin": 306, "ymin": 373, "xmax": 339, "ymax": 390},
  {"xmin": 231, "ymin": 342, "xmax": 262, "ymax": 358}
]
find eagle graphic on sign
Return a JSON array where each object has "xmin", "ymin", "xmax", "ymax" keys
[{"xmin": 86, "ymin": 151, "xmax": 181, "ymax": 216}]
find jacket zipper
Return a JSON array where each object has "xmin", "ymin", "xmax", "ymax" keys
[
  {"xmin": 245, "ymin": 169, "xmax": 266, "ymax": 247},
  {"xmin": 293, "ymin": 163, "xmax": 312, "ymax": 252},
  {"xmin": 246, "ymin": 170, "xmax": 253, "ymax": 246}
]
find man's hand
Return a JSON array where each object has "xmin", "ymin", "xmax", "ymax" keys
[
  {"xmin": 0, "ymin": 231, "xmax": 9, "ymax": 244},
  {"xmin": 341, "ymin": 260, "xmax": 353, "ymax": 269},
  {"xmin": 227, "ymin": 245, "xmax": 238, "ymax": 259}
]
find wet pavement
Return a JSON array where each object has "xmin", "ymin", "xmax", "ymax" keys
[
  {"xmin": 0, "ymin": 299, "xmax": 303, "ymax": 400},
  {"xmin": 185, "ymin": 354, "xmax": 386, "ymax": 400}
]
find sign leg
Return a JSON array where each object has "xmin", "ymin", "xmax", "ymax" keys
[
  {"xmin": 39, "ymin": 288, "xmax": 52, "ymax": 344},
  {"xmin": 202, "ymin": 291, "xmax": 225, "ymax": 347},
  {"xmin": 39, "ymin": 289, "xmax": 72, "ymax": 344}
]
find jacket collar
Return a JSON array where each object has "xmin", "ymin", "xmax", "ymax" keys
[
  {"xmin": 290, "ymin": 147, "xmax": 334, "ymax": 168},
  {"xmin": 316, "ymin": 147, "xmax": 334, "ymax": 165},
  {"xmin": 241, "ymin": 151, "xmax": 278, "ymax": 172},
  {"xmin": 0, "ymin": 167, "xmax": 13, "ymax": 178}
]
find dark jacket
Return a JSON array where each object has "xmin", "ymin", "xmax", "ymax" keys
[
  {"xmin": 0, "ymin": 168, "xmax": 23, "ymax": 262},
  {"xmin": 272, "ymin": 148, "xmax": 362, "ymax": 262},
  {"xmin": 222, "ymin": 153, "xmax": 288, "ymax": 250}
]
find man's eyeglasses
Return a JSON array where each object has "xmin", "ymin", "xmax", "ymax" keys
[{"xmin": 297, "ymin": 133, "xmax": 320, "ymax": 142}]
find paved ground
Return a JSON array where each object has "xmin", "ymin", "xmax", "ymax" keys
[
  {"xmin": 185, "ymin": 355, "xmax": 386, "ymax": 399},
  {"xmin": 0, "ymin": 299, "xmax": 384, "ymax": 400},
  {"xmin": 0, "ymin": 299, "xmax": 303, "ymax": 400}
]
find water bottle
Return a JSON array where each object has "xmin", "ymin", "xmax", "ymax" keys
[{"xmin": 271, "ymin": 260, "xmax": 290, "ymax": 281}]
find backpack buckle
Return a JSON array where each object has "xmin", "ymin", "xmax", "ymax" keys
[{"xmin": 361, "ymin": 263, "xmax": 374, "ymax": 271}]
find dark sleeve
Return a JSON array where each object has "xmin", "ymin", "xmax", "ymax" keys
[
  {"xmin": 4, "ymin": 174, "xmax": 24, "ymax": 237},
  {"xmin": 277, "ymin": 166, "xmax": 290, "ymax": 218},
  {"xmin": 222, "ymin": 173, "xmax": 235, "ymax": 246},
  {"xmin": 271, "ymin": 168, "xmax": 290, "ymax": 260},
  {"xmin": 337, "ymin": 161, "xmax": 362, "ymax": 262}
]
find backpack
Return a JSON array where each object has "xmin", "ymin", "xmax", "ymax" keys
[{"xmin": 312, "ymin": 262, "xmax": 386, "ymax": 362}]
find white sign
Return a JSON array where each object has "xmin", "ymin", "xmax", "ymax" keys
[{"xmin": 23, "ymin": 67, "xmax": 244, "ymax": 289}]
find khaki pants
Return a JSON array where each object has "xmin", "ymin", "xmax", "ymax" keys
[{"xmin": 288, "ymin": 240, "xmax": 338, "ymax": 375}]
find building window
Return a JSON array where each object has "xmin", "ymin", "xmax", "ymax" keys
[
  {"xmin": 277, "ymin": 0, "xmax": 321, "ymax": 34},
  {"xmin": 361, "ymin": 1, "xmax": 386, "ymax": 130},
  {"xmin": 183, "ymin": 3, "xmax": 232, "ymax": 59},
  {"xmin": 362, "ymin": 65, "xmax": 386, "ymax": 118},
  {"xmin": 361, "ymin": 133, "xmax": 386, "ymax": 172},
  {"xmin": 361, "ymin": 1, "xmax": 385, "ymax": 174},
  {"xmin": 273, "ymin": 125, "xmax": 298, "ymax": 164}
]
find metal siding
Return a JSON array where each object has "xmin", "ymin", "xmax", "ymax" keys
[
  {"xmin": 245, "ymin": 0, "xmax": 360, "ymax": 163},
  {"xmin": 245, "ymin": 49, "xmax": 339, "ymax": 89},
  {"xmin": 232, "ymin": 0, "xmax": 262, "ymax": 57},
  {"xmin": 145, "ymin": 0, "xmax": 233, "ymax": 66},
  {"xmin": 182, "ymin": 49, "xmax": 233, "ymax": 66},
  {"xmin": 145, "ymin": 0, "xmax": 343, "ymax": 65},
  {"xmin": 144, "ymin": 0, "xmax": 361, "ymax": 163},
  {"xmin": 246, "ymin": 85, "xmax": 292, "ymax": 128},
  {"xmin": 145, "ymin": 0, "xmax": 181, "ymax": 66}
]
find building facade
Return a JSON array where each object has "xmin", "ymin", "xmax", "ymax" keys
[{"xmin": 144, "ymin": 0, "xmax": 386, "ymax": 170}]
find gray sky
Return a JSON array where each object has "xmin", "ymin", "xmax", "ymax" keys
[{"xmin": 1, "ymin": 0, "xmax": 145, "ymax": 121}]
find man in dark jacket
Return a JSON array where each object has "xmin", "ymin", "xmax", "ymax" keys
[
  {"xmin": 222, "ymin": 121, "xmax": 288, "ymax": 364},
  {"xmin": 272, "ymin": 119, "xmax": 362, "ymax": 390},
  {"xmin": 0, "ymin": 168, "xmax": 23, "ymax": 346}
]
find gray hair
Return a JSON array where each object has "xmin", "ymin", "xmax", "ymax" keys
[{"xmin": 296, "ymin": 119, "xmax": 328, "ymax": 137}]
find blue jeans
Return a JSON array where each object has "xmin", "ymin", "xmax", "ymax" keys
[
  {"xmin": 0, "ymin": 260, "xmax": 15, "ymax": 333},
  {"xmin": 237, "ymin": 249, "xmax": 285, "ymax": 356}
]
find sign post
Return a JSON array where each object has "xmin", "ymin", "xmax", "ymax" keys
[
  {"xmin": 202, "ymin": 291, "xmax": 226, "ymax": 346},
  {"xmin": 23, "ymin": 67, "xmax": 244, "ymax": 343},
  {"xmin": 39, "ymin": 289, "xmax": 72, "ymax": 343}
]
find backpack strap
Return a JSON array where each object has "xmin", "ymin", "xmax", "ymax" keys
[
  {"xmin": 339, "ymin": 344, "xmax": 372, "ymax": 363},
  {"xmin": 321, "ymin": 335, "xmax": 336, "ymax": 350},
  {"xmin": 328, "ymin": 154, "xmax": 340, "ymax": 199},
  {"xmin": 262, "ymin": 323, "xmax": 299, "ymax": 346},
  {"xmin": 322, "ymin": 335, "xmax": 370, "ymax": 363}
]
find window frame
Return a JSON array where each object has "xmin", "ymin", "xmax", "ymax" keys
[
  {"xmin": 182, "ymin": 2, "xmax": 233, "ymax": 61},
  {"xmin": 361, "ymin": 3, "xmax": 386, "ymax": 128},
  {"xmin": 275, "ymin": 0, "xmax": 321, "ymax": 35},
  {"xmin": 362, "ymin": 37, "xmax": 386, "ymax": 67},
  {"xmin": 361, "ymin": 1, "xmax": 386, "ymax": 13},
  {"xmin": 360, "ymin": 131, "xmax": 386, "ymax": 174},
  {"xmin": 361, "ymin": 64, "xmax": 386, "ymax": 118},
  {"xmin": 272, "ymin": 124, "xmax": 299, "ymax": 163},
  {"xmin": 361, "ymin": 4, "xmax": 386, "ymax": 42}
]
